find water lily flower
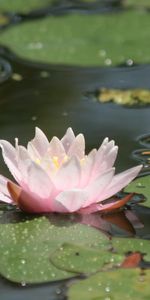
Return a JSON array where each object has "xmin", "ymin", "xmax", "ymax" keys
[{"xmin": 0, "ymin": 128, "xmax": 142, "ymax": 214}]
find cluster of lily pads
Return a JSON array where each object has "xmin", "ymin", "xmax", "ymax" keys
[{"xmin": 0, "ymin": 205, "xmax": 150, "ymax": 299}]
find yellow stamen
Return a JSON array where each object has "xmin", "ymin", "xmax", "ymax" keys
[
  {"xmin": 53, "ymin": 156, "xmax": 59, "ymax": 169},
  {"xmin": 36, "ymin": 158, "xmax": 41, "ymax": 165},
  {"xmin": 62, "ymin": 155, "xmax": 68, "ymax": 163},
  {"xmin": 80, "ymin": 158, "xmax": 85, "ymax": 165}
]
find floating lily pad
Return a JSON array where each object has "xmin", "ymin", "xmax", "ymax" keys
[
  {"xmin": 0, "ymin": 214, "xmax": 110, "ymax": 284},
  {"xmin": 125, "ymin": 176, "xmax": 150, "ymax": 208},
  {"xmin": 97, "ymin": 88, "xmax": 150, "ymax": 106},
  {"xmin": 124, "ymin": 0, "xmax": 150, "ymax": 8},
  {"xmin": 1, "ymin": 11, "xmax": 150, "ymax": 66},
  {"xmin": 50, "ymin": 243, "xmax": 123, "ymax": 274},
  {"xmin": 68, "ymin": 269, "xmax": 150, "ymax": 300},
  {"xmin": 112, "ymin": 237, "xmax": 150, "ymax": 261},
  {"xmin": 0, "ymin": 0, "xmax": 51, "ymax": 13}
]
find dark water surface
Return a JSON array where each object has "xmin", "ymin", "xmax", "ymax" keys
[
  {"xmin": 0, "ymin": 47, "xmax": 150, "ymax": 176},
  {"xmin": 0, "ymin": 277, "xmax": 67, "ymax": 300},
  {"xmin": 0, "ymin": 47, "xmax": 150, "ymax": 299}
]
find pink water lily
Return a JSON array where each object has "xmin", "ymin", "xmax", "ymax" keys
[{"xmin": 0, "ymin": 127, "xmax": 142, "ymax": 214}]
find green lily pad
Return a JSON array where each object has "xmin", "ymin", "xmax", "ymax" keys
[
  {"xmin": 0, "ymin": 0, "xmax": 51, "ymax": 13},
  {"xmin": 68, "ymin": 269, "xmax": 150, "ymax": 300},
  {"xmin": 125, "ymin": 175, "xmax": 150, "ymax": 208},
  {"xmin": 50, "ymin": 243, "xmax": 123, "ymax": 274},
  {"xmin": 112, "ymin": 237, "xmax": 150, "ymax": 261},
  {"xmin": 0, "ymin": 214, "xmax": 110, "ymax": 284},
  {"xmin": 1, "ymin": 11, "xmax": 150, "ymax": 66},
  {"xmin": 124, "ymin": 0, "xmax": 150, "ymax": 8}
]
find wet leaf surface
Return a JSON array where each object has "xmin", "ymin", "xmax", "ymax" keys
[
  {"xmin": 112, "ymin": 237, "xmax": 150, "ymax": 261},
  {"xmin": 50, "ymin": 242, "xmax": 123, "ymax": 274},
  {"xmin": 1, "ymin": 11, "xmax": 150, "ymax": 66},
  {"xmin": 125, "ymin": 176, "xmax": 150, "ymax": 208},
  {"xmin": 0, "ymin": 214, "xmax": 110, "ymax": 283},
  {"xmin": 124, "ymin": 0, "xmax": 150, "ymax": 8},
  {"xmin": 68, "ymin": 269, "xmax": 150, "ymax": 300},
  {"xmin": 0, "ymin": 0, "xmax": 52, "ymax": 13}
]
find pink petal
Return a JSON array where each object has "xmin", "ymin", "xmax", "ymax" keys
[
  {"xmin": 26, "ymin": 162, "xmax": 54, "ymax": 198},
  {"xmin": 61, "ymin": 127, "xmax": 75, "ymax": 152},
  {"xmin": 91, "ymin": 144, "xmax": 107, "ymax": 178},
  {"xmin": 54, "ymin": 189, "xmax": 88, "ymax": 212},
  {"xmin": 97, "ymin": 138, "xmax": 115, "ymax": 160},
  {"xmin": 27, "ymin": 127, "xmax": 49, "ymax": 160},
  {"xmin": 92, "ymin": 140, "xmax": 117, "ymax": 178},
  {"xmin": 18, "ymin": 191, "xmax": 52, "ymax": 213},
  {"xmin": 0, "ymin": 140, "xmax": 21, "ymax": 182},
  {"xmin": 96, "ymin": 146, "xmax": 118, "ymax": 176},
  {"xmin": 99, "ymin": 137, "xmax": 109, "ymax": 148},
  {"xmin": 96, "ymin": 138, "xmax": 114, "ymax": 160},
  {"xmin": 80, "ymin": 149, "xmax": 97, "ymax": 187},
  {"xmin": 79, "ymin": 204, "xmax": 100, "ymax": 214},
  {"xmin": 17, "ymin": 145, "xmax": 30, "ymax": 161},
  {"xmin": 39, "ymin": 157, "xmax": 55, "ymax": 178},
  {"xmin": 97, "ymin": 165, "xmax": 143, "ymax": 202},
  {"xmin": 15, "ymin": 146, "xmax": 32, "ymax": 186},
  {"xmin": 104, "ymin": 140, "xmax": 115, "ymax": 153},
  {"xmin": 54, "ymin": 156, "xmax": 81, "ymax": 190},
  {"xmin": 68, "ymin": 134, "xmax": 85, "ymax": 159},
  {"xmin": 83, "ymin": 168, "xmax": 115, "ymax": 207},
  {"xmin": 0, "ymin": 176, "xmax": 13, "ymax": 202},
  {"xmin": 105, "ymin": 146, "xmax": 118, "ymax": 168},
  {"xmin": 48, "ymin": 136, "xmax": 66, "ymax": 163},
  {"xmin": 0, "ymin": 174, "xmax": 11, "ymax": 197},
  {"xmin": 96, "ymin": 193, "xmax": 134, "ymax": 212},
  {"xmin": 8, "ymin": 182, "xmax": 52, "ymax": 213},
  {"xmin": 0, "ymin": 192, "xmax": 12, "ymax": 203},
  {"xmin": 80, "ymin": 193, "xmax": 133, "ymax": 214}
]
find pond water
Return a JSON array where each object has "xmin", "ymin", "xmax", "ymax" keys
[
  {"xmin": 0, "ymin": 1, "xmax": 150, "ymax": 300},
  {"xmin": 0, "ymin": 47, "xmax": 150, "ymax": 175}
]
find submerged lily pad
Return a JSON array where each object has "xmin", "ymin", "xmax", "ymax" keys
[
  {"xmin": 68, "ymin": 269, "xmax": 150, "ymax": 300},
  {"xmin": 112, "ymin": 237, "xmax": 150, "ymax": 261},
  {"xmin": 50, "ymin": 243, "xmax": 123, "ymax": 274},
  {"xmin": 97, "ymin": 88, "xmax": 150, "ymax": 106},
  {"xmin": 0, "ymin": 214, "xmax": 110, "ymax": 284},
  {"xmin": 1, "ymin": 11, "xmax": 150, "ymax": 66},
  {"xmin": 125, "ymin": 175, "xmax": 150, "ymax": 208}
]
